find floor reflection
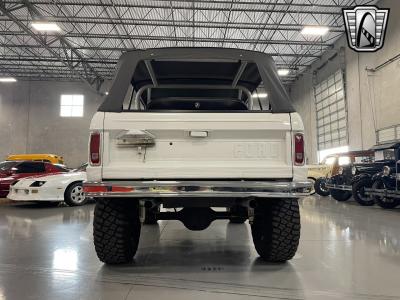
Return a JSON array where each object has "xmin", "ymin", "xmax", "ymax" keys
[
  {"xmin": 52, "ymin": 248, "xmax": 78, "ymax": 271},
  {"xmin": 0, "ymin": 197, "xmax": 399, "ymax": 299}
]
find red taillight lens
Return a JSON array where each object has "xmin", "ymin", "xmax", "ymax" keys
[
  {"xmin": 294, "ymin": 133, "xmax": 305, "ymax": 166},
  {"xmin": 90, "ymin": 132, "xmax": 101, "ymax": 165}
]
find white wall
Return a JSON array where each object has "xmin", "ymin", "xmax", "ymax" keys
[
  {"xmin": 290, "ymin": 0, "xmax": 400, "ymax": 163},
  {"xmin": 0, "ymin": 80, "xmax": 105, "ymax": 167}
]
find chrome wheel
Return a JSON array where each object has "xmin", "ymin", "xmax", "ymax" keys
[{"xmin": 70, "ymin": 185, "xmax": 85, "ymax": 204}]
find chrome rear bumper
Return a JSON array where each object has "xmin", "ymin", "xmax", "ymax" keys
[{"xmin": 83, "ymin": 180, "xmax": 313, "ymax": 198}]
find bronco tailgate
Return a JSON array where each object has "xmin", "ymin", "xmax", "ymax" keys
[{"xmin": 94, "ymin": 112, "xmax": 294, "ymax": 180}]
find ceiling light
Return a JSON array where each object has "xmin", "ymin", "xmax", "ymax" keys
[
  {"xmin": 31, "ymin": 22, "xmax": 61, "ymax": 32},
  {"xmin": 252, "ymin": 93, "xmax": 268, "ymax": 98},
  {"xmin": 301, "ymin": 26, "xmax": 329, "ymax": 36},
  {"xmin": 0, "ymin": 77, "xmax": 17, "ymax": 82},
  {"xmin": 277, "ymin": 69, "xmax": 290, "ymax": 76}
]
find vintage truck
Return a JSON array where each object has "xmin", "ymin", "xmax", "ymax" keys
[{"xmin": 84, "ymin": 48, "xmax": 312, "ymax": 264}]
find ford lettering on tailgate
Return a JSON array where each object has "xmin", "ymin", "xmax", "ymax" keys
[{"xmin": 233, "ymin": 142, "xmax": 280, "ymax": 159}]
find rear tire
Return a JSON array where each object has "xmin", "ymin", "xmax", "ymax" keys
[
  {"xmin": 352, "ymin": 178, "xmax": 374, "ymax": 206},
  {"xmin": 93, "ymin": 198, "xmax": 141, "ymax": 264},
  {"xmin": 251, "ymin": 199, "xmax": 300, "ymax": 262},
  {"xmin": 372, "ymin": 180, "xmax": 399, "ymax": 209},
  {"xmin": 64, "ymin": 182, "xmax": 88, "ymax": 206},
  {"xmin": 315, "ymin": 178, "xmax": 330, "ymax": 196},
  {"xmin": 330, "ymin": 189, "xmax": 352, "ymax": 201}
]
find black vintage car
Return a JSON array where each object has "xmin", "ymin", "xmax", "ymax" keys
[
  {"xmin": 365, "ymin": 143, "xmax": 400, "ymax": 209},
  {"xmin": 326, "ymin": 142, "xmax": 399, "ymax": 205}
]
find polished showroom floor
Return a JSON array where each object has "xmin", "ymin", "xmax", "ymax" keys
[{"xmin": 0, "ymin": 197, "xmax": 399, "ymax": 300}]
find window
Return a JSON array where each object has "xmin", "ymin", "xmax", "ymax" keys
[
  {"xmin": 119, "ymin": 59, "xmax": 272, "ymax": 112},
  {"xmin": 60, "ymin": 94, "xmax": 84, "ymax": 117},
  {"xmin": 54, "ymin": 165, "xmax": 69, "ymax": 172},
  {"xmin": 324, "ymin": 156, "xmax": 336, "ymax": 165},
  {"xmin": 0, "ymin": 161, "xmax": 18, "ymax": 171},
  {"xmin": 15, "ymin": 162, "xmax": 45, "ymax": 173},
  {"xmin": 377, "ymin": 125, "xmax": 400, "ymax": 144},
  {"xmin": 314, "ymin": 70, "xmax": 348, "ymax": 151},
  {"xmin": 354, "ymin": 156, "xmax": 374, "ymax": 164},
  {"xmin": 375, "ymin": 149, "xmax": 395, "ymax": 161},
  {"xmin": 338, "ymin": 156, "xmax": 351, "ymax": 166}
]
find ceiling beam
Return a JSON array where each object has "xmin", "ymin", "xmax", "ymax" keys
[
  {"xmin": 0, "ymin": 46, "xmax": 322, "ymax": 58},
  {"xmin": 0, "ymin": 0, "xmax": 105, "ymax": 91},
  {"xmin": 2, "ymin": 0, "xmax": 345, "ymax": 15},
  {"xmin": 0, "ymin": 58, "xmax": 309, "ymax": 69},
  {"xmin": 0, "ymin": 16, "xmax": 345, "ymax": 32},
  {"xmin": 0, "ymin": 31, "xmax": 333, "ymax": 47}
]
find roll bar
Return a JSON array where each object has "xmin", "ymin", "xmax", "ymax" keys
[{"xmin": 132, "ymin": 84, "xmax": 253, "ymax": 110}]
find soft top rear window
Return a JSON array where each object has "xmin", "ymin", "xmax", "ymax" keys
[
  {"xmin": 122, "ymin": 59, "xmax": 269, "ymax": 111},
  {"xmin": 99, "ymin": 48, "xmax": 294, "ymax": 113}
]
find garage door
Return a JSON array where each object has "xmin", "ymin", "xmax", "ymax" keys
[{"xmin": 314, "ymin": 70, "xmax": 348, "ymax": 151}]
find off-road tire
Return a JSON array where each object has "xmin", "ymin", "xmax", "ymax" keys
[
  {"xmin": 64, "ymin": 182, "xmax": 88, "ymax": 206},
  {"xmin": 315, "ymin": 178, "xmax": 330, "ymax": 196},
  {"xmin": 372, "ymin": 180, "xmax": 399, "ymax": 209},
  {"xmin": 352, "ymin": 178, "xmax": 374, "ymax": 206},
  {"xmin": 251, "ymin": 199, "xmax": 300, "ymax": 262},
  {"xmin": 330, "ymin": 189, "xmax": 352, "ymax": 201},
  {"xmin": 229, "ymin": 206, "xmax": 247, "ymax": 224},
  {"xmin": 93, "ymin": 198, "xmax": 141, "ymax": 264}
]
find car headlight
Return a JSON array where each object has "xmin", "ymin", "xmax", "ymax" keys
[
  {"xmin": 351, "ymin": 166, "xmax": 357, "ymax": 175},
  {"xmin": 338, "ymin": 167, "xmax": 344, "ymax": 175},
  {"xmin": 30, "ymin": 181, "xmax": 46, "ymax": 187},
  {"xmin": 383, "ymin": 166, "xmax": 391, "ymax": 176}
]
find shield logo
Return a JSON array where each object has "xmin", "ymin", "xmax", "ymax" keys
[{"xmin": 343, "ymin": 6, "xmax": 389, "ymax": 52}]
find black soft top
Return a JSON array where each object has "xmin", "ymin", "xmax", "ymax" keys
[{"xmin": 98, "ymin": 48, "xmax": 295, "ymax": 113}]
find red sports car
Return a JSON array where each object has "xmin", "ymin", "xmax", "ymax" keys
[{"xmin": 0, "ymin": 161, "xmax": 68, "ymax": 198}]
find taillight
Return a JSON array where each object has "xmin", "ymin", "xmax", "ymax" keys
[
  {"xmin": 90, "ymin": 132, "xmax": 101, "ymax": 166},
  {"xmin": 294, "ymin": 133, "xmax": 305, "ymax": 166}
]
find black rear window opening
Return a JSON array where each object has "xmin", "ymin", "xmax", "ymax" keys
[
  {"xmin": 124, "ymin": 60, "xmax": 262, "ymax": 111},
  {"xmin": 98, "ymin": 48, "xmax": 295, "ymax": 113}
]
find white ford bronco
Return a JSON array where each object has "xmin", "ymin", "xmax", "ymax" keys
[{"xmin": 85, "ymin": 48, "xmax": 311, "ymax": 264}]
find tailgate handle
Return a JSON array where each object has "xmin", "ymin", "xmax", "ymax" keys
[
  {"xmin": 189, "ymin": 131, "xmax": 208, "ymax": 138},
  {"xmin": 116, "ymin": 130, "xmax": 155, "ymax": 146}
]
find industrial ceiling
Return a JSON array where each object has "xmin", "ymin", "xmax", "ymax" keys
[{"xmin": 0, "ymin": 0, "xmax": 376, "ymax": 91}]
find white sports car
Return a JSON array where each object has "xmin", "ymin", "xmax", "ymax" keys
[{"xmin": 7, "ymin": 163, "xmax": 88, "ymax": 206}]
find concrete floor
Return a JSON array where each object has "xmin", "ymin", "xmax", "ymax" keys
[{"xmin": 0, "ymin": 197, "xmax": 399, "ymax": 300}]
